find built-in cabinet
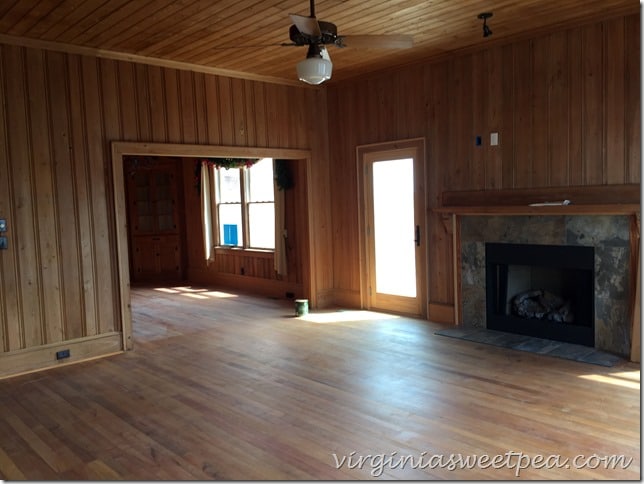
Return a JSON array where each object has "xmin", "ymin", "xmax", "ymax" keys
[{"xmin": 125, "ymin": 157, "xmax": 184, "ymax": 283}]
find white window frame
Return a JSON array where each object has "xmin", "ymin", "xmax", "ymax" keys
[{"xmin": 213, "ymin": 159, "xmax": 275, "ymax": 252}]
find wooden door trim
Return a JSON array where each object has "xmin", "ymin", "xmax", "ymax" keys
[
  {"xmin": 112, "ymin": 142, "xmax": 314, "ymax": 351},
  {"xmin": 356, "ymin": 137, "xmax": 427, "ymax": 317}
]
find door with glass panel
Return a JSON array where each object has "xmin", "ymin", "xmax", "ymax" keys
[{"xmin": 359, "ymin": 140, "xmax": 426, "ymax": 316}]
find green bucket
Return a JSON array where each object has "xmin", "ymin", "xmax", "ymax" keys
[{"xmin": 295, "ymin": 299, "xmax": 309, "ymax": 316}]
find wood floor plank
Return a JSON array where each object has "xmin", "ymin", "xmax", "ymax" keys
[{"xmin": 0, "ymin": 285, "xmax": 639, "ymax": 479}]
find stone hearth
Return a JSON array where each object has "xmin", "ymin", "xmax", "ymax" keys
[{"xmin": 460, "ymin": 215, "xmax": 632, "ymax": 357}]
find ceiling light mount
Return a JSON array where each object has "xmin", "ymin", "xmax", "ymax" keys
[{"xmin": 477, "ymin": 12, "xmax": 493, "ymax": 38}]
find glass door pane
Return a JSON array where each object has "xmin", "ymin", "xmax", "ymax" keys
[{"xmin": 372, "ymin": 158, "xmax": 416, "ymax": 297}]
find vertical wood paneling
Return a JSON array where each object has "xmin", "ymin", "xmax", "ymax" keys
[
  {"xmin": 193, "ymin": 72, "xmax": 208, "ymax": 145},
  {"xmin": 624, "ymin": 15, "xmax": 641, "ymax": 184},
  {"xmin": 163, "ymin": 69, "xmax": 181, "ymax": 143},
  {"xmin": 178, "ymin": 70, "xmax": 196, "ymax": 144},
  {"xmin": 134, "ymin": 64, "xmax": 151, "ymax": 141},
  {"xmin": 204, "ymin": 75, "xmax": 221, "ymax": 145},
  {"xmin": 328, "ymin": 83, "xmax": 358, "ymax": 291},
  {"xmin": 547, "ymin": 32, "xmax": 569, "ymax": 187},
  {"xmin": 147, "ymin": 65, "xmax": 167, "ymax": 142},
  {"xmin": 289, "ymin": 87, "xmax": 308, "ymax": 149},
  {"xmin": 513, "ymin": 40, "xmax": 534, "ymax": 187},
  {"xmin": 532, "ymin": 39, "xmax": 549, "ymax": 186},
  {"xmin": 264, "ymin": 84, "xmax": 288, "ymax": 148},
  {"xmin": 1, "ymin": 43, "xmax": 331, "ymax": 365},
  {"xmin": 6, "ymin": 45, "xmax": 40, "ymax": 348},
  {"xmin": 427, "ymin": 62, "xmax": 453, "ymax": 305},
  {"xmin": 26, "ymin": 47, "xmax": 63, "ymax": 344},
  {"xmin": 485, "ymin": 47, "xmax": 503, "ymax": 189},
  {"xmin": 471, "ymin": 53, "xmax": 486, "ymax": 189},
  {"xmin": 217, "ymin": 76, "xmax": 234, "ymax": 145},
  {"xmin": 449, "ymin": 56, "xmax": 472, "ymax": 190},
  {"xmin": 67, "ymin": 54, "xmax": 96, "ymax": 340},
  {"xmin": 81, "ymin": 55, "xmax": 117, "ymax": 335},
  {"xmin": 605, "ymin": 18, "xmax": 625, "ymax": 185},
  {"xmin": 567, "ymin": 27, "xmax": 584, "ymax": 186},
  {"xmin": 100, "ymin": 59, "xmax": 122, "ymax": 143},
  {"xmin": 328, "ymin": 13, "xmax": 640, "ymax": 315},
  {"xmin": 252, "ymin": 83, "xmax": 267, "ymax": 148},
  {"xmin": 0, "ymin": 45, "xmax": 20, "ymax": 351},
  {"xmin": 231, "ymin": 78, "xmax": 247, "ymax": 147},
  {"xmin": 243, "ymin": 80, "xmax": 257, "ymax": 147},
  {"xmin": 500, "ymin": 45, "xmax": 515, "ymax": 189},
  {"xmin": 46, "ymin": 50, "xmax": 83, "ymax": 342},
  {"xmin": 117, "ymin": 62, "xmax": 137, "ymax": 140},
  {"xmin": 582, "ymin": 23, "xmax": 604, "ymax": 185}
]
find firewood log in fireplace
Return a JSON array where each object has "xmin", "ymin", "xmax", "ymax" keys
[{"xmin": 511, "ymin": 289, "xmax": 574, "ymax": 323}]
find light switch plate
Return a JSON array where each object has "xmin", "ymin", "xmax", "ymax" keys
[{"xmin": 0, "ymin": 219, "xmax": 5, "ymax": 232}]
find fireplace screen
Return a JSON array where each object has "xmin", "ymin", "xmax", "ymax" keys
[{"xmin": 485, "ymin": 243, "xmax": 595, "ymax": 347}]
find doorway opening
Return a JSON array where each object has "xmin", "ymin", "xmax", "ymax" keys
[{"xmin": 112, "ymin": 142, "xmax": 315, "ymax": 351}]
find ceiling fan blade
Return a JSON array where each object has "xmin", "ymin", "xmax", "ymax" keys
[
  {"xmin": 336, "ymin": 34, "xmax": 414, "ymax": 49},
  {"xmin": 289, "ymin": 13, "xmax": 321, "ymax": 37}
]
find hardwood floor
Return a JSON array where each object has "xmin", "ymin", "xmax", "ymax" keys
[{"xmin": 0, "ymin": 285, "xmax": 640, "ymax": 480}]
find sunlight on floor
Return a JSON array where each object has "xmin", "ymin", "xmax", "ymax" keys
[
  {"xmin": 578, "ymin": 370, "xmax": 640, "ymax": 389},
  {"xmin": 180, "ymin": 293, "xmax": 209, "ymax": 300},
  {"xmin": 297, "ymin": 310, "xmax": 400, "ymax": 324},
  {"xmin": 153, "ymin": 287, "xmax": 238, "ymax": 299}
]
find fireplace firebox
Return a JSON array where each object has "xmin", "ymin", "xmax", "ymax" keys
[{"xmin": 485, "ymin": 243, "xmax": 595, "ymax": 347}]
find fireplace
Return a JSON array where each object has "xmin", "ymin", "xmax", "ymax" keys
[
  {"xmin": 485, "ymin": 243, "xmax": 595, "ymax": 346},
  {"xmin": 458, "ymin": 214, "xmax": 632, "ymax": 357}
]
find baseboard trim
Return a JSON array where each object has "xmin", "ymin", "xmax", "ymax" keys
[
  {"xmin": 428, "ymin": 303, "xmax": 455, "ymax": 324},
  {"xmin": 0, "ymin": 332, "xmax": 123, "ymax": 380}
]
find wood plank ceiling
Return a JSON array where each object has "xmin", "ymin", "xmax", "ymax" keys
[{"xmin": 0, "ymin": 0, "xmax": 638, "ymax": 85}]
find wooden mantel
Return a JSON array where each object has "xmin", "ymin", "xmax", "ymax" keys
[
  {"xmin": 435, "ymin": 183, "xmax": 641, "ymax": 362},
  {"xmin": 435, "ymin": 183, "xmax": 640, "ymax": 215},
  {"xmin": 433, "ymin": 203, "xmax": 639, "ymax": 216}
]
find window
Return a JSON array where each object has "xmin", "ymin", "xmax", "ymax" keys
[{"xmin": 214, "ymin": 158, "xmax": 275, "ymax": 250}]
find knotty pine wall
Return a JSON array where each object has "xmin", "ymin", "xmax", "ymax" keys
[
  {"xmin": 327, "ymin": 13, "xmax": 640, "ymax": 320},
  {"xmin": 0, "ymin": 44, "xmax": 331, "ymax": 377}
]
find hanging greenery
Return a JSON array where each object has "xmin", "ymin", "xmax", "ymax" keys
[
  {"xmin": 194, "ymin": 158, "xmax": 259, "ymax": 194},
  {"xmin": 274, "ymin": 159, "xmax": 294, "ymax": 191},
  {"xmin": 203, "ymin": 157, "xmax": 259, "ymax": 170}
]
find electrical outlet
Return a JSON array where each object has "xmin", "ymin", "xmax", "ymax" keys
[
  {"xmin": 0, "ymin": 237, "xmax": 7, "ymax": 250},
  {"xmin": 56, "ymin": 349, "xmax": 71, "ymax": 360}
]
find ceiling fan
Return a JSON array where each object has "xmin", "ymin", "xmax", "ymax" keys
[{"xmin": 284, "ymin": 0, "xmax": 414, "ymax": 85}]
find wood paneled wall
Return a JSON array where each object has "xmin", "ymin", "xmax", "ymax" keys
[
  {"xmin": 0, "ymin": 44, "xmax": 332, "ymax": 377},
  {"xmin": 327, "ymin": 14, "xmax": 640, "ymax": 319}
]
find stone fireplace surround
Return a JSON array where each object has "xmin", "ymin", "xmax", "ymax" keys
[{"xmin": 459, "ymin": 214, "xmax": 632, "ymax": 358}]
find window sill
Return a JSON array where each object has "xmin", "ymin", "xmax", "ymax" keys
[{"xmin": 214, "ymin": 246, "xmax": 274, "ymax": 259}]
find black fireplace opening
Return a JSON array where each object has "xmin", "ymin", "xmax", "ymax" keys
[{"xmin": 485, "ymin": 243, "xmax": 595, "ymax": 347}]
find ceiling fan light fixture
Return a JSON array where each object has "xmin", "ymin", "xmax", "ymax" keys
[{"xmin": 297, "ymin": 44, "xmax": 332, "ymax": 84}]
